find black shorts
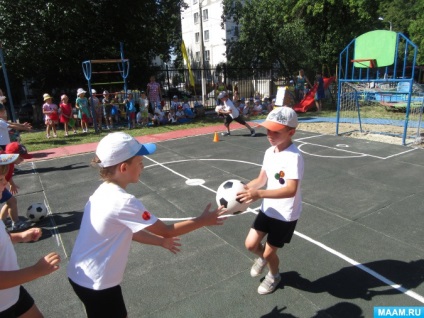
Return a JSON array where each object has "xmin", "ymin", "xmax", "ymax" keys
[
  {"xmin": 252, "ymin": 211, "xmax": 298, "ymax": 248},
  {"xmin": 69, "ymin": 279, "xmax": 127, "ymax": 318},
  {"xmin": 224, "ymin": 114, "xmax": 247, "ymax": 126},
  {"xmin": 0, "ymin": 286, "xmax": 34, "ymax": 318}
]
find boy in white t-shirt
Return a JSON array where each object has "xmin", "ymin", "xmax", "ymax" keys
[
  {"xmin": 237, "ymin": 106, "xmax": 304, "ymax": 295},
  {"xmin": 67, "ymin": 132, "xmax": 226, "ymax": 318},
  {"xmin": 0, "ymin": 154, "xmax": 61, "ymax": 317}
]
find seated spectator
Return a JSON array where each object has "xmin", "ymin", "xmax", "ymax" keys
[
  {"xmin": 168, "ymin": 109, "xmax": 178, "ymax": 124},
  {"xmin": 252, "ymin": 99, "xmax": 263, "ymax": 116},
  {"xmin": 242, "ymin": 100, "xmax": 252, "ymax": 119},
  {"xmin": 176, "ymin": 105, "xmax": 186, "ymax": 122},
  {"xmin": 268, "ymin": 98, "xmax": 276, "ymax": 113},
  {"xmin": 151, "ymin": 106, "xmax": 167, "ymax": 126},
  {"xmin": 181, "ymin": 98, "xmax": 195, "ymax": 119},
  {"xmin": 170, "ymin": 95, "xmax": 181, "ymax": 112}
]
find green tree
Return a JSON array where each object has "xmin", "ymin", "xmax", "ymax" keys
[{"xmin": 0, "ymin": 0, "xmax": 185, "ymax": 103}]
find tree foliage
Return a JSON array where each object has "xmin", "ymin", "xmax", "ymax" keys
[
  {"xmin": 222, "ymin": 0, "xmax": 423, "ymax": 79},
  {"xmin": 0, "ymin": 0, "xmax": 185, "ymax": 100}
]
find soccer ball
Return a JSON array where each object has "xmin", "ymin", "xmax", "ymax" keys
[
  {"xmin": 26, "ymin": 203, "xmax": 48, "ymax": 222},
  {"xmin": 216, "ymin": 179, "xmax": 250, "ymax": 214}
]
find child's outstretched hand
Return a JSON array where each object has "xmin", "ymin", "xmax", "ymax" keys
[
  {"xmin": 198, "ymin": 203, "xmax": 227, "ymax": 226},
  {"xmin": 162, "ymin": 237, "xmax": 181, "ymax": 254},
  {"xmin": 34, "ymin": 252, "xmax": 61, "ymax": 276},
  {"xmin": 20, "ymin": 228, "xmax": 42, "ymax": 243}
]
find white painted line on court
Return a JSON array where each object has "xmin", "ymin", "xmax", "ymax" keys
[
  {"xmin": 144, "ymin": 157, "xmax": 424, "ymax": 304},
  {"xmin": 30, "ymin": 162, "xmax": 68, "ymax": 258},
  {"xmin": 295, "ymin": 231, "xmax": 424, "ymax": 304}
]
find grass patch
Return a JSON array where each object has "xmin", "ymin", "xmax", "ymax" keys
[{"xmin": 20, "ymin": 115, "xmax": 262, "ymax": 152}]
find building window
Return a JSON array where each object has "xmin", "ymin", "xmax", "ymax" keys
[
  {"xmin": 205, "ymin": 50, "xmax": 210, "ymax": 61},
  {"xmin": 195, "ymin": 32, "xmax": 200, "ymax": 43},
  {"xmin": 195, "ymin": 51, "xmax": 200, "ymax": 62},
  {"xmin": 203, "ymin": 9, "xmax": 208, "ymax": 21},
  {"xmin": 194, "ymin": 12, "xmax": 199, "ymax": 24},
  {"xmin": 204, "ymin": 30, "xmax": 209, "ymax": 42}
]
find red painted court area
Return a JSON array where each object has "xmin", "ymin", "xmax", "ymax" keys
[{"xmin": 27, "ymin": 123, "xmax": 241, "ymax": 162}]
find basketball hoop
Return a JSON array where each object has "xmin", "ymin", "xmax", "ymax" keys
[{"xmin": 351, "ymin": 59, "xmax": 377, "ymax": 68}]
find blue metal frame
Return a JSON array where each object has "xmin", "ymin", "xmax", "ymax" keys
[
  {"xmin": 82, "ymin": 42, "xmax": 129, "ymax": 132},
  {"xmin": 337, "ymin": 32, "xmax": 418, "ymax": 145}
]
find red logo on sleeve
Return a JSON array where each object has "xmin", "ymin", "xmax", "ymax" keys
[{"xmin": 142, "ymin": 211, "xmax": 151, "ymax": 221}]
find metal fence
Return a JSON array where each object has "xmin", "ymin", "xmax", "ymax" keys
[{"xmin": 152, "ymin": 66, "xmax": 287, "ymax": 110}]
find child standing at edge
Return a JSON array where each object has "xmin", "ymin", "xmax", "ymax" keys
[
  {"xmin": 217, "ymin": 91, "xmax": 256, "ymax": 137},
  {"xmin": 237, "ymin": 106, "xmax": 304, "ymax": 295},
  {"xmin": 0, "ymin": 102, "xmax": 32, "ymax": 150},
  {"xmin": 59, "ymin": 94, "xmax": 77, "ymax": 136},
  {"xmin": 0, "ymin": 154, "xmax": 61, "ymax": 317},
  {"xmin": 67, "ymin": 132, "xmax": 226, "ymax": 318},
  {"xmin": 124, "ymin": 92, "xmax": 136, "ymax": 129},
  {"xmin": 314, "ymin": 71, "xmax": 325, "ymax": 112},
  {"xmin": 75, "ymin": 88, "xmax": 91, "ymax": 133},
  {"xmin": 42, "ymin": 93, "xmax": 59, "ymax": 139}
]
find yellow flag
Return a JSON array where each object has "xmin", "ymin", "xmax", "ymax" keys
[{"xmin": 181, "ymin": 41, "xmax": 195, "ymax": 87}]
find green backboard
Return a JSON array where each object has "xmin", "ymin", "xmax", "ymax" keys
[{"xmin": 354, "ymin": 30, "xmax": 397, "ymax": 68}]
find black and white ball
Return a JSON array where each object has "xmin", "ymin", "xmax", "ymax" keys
[
  {"xmin": 216, "ymin": 179, "xmax": 250, "ymax": 214},
  {"xmin": 26, "ymin": 203, "xmax": 48, "ymax": 222}
]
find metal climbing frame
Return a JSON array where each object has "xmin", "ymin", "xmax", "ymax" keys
[{"xmin": 82, "ymin": 42, "xmax": 130, "ymax": 132}]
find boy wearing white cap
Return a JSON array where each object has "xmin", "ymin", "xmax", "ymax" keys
[
  {"xmin": 67, "ymin": 132, "xmax": 226, "ymax": 317},
  {"xmin": 237, "ymin": 106, "xmax": 304, "ymax": 295}
]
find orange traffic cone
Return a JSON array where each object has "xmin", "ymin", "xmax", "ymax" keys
[{"xmin": 213, "ymin": 132, "xmax": 220, "ymax": 142}]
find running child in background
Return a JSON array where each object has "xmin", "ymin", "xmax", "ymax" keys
[
  {"xmin": 75, "ymin": 88, "xmax": 91, "ymax": 133},
  {"xmin": 59, "ymin": 95, "xmax": 77, "ymax": 136},
  {"xmin": 217, "ymin": 91, "xmax": 256, "ymax": 137},
  {"xmin": 0, "ymin": 154, "xmax": 61, "ymax": 317},
  {"xmin": 67, "ymin": 132, "xmax": 226, "ymax": 318},
  {"xmin": 42, "ymin": 93, "xmax": 59, "ymax": 139},
  {"xmin": 237, "ymin": 106, "xmax": 304, "ymax": 295}
]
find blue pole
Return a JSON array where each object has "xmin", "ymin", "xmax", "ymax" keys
[{"xmin": 0, "ymin": 44, "xmax": 17, "ymax": 122}]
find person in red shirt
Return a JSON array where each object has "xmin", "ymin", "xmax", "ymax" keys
[{"xmin": 0, "ymin": 142, "xmax": 33, "ymax": 231}]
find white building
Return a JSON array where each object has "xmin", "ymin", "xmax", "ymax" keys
[{"xmin": 181, "ymin": 0, "xmax": 238, "ymax": 69}]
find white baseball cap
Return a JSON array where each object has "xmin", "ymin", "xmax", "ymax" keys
[
  {"xmin": 0, "ymin": 154, "xmax": 20, "ymax": 165},
  {"xmin": 260, "ymin": 106, "xmax": 298, "ymax": 131},
  {"xmin": 96, "ymin": 132, "xmax": 156, "ymax": 168}
]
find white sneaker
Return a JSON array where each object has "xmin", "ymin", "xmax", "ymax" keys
[
  {"xmin": 221, "ymin": 132, "xmax": 230, "ymax": 136},
  {"xmin": 250, "ymin": 258, "xmax": 267, "ymax": 277},
  {"xmin": 250, "ymin": 129, "xmax": 256, "ymax": 137},
  {"xmin": 257, "ymin": 274, "xmax": 281, "ymax": 295}
]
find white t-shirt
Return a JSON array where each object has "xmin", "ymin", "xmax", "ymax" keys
[
  {"xmin": 67, "ymin": 182, "xmax": 158, "ymax": 290},
  {"xmin": 260, "ymin": 144, "xmax": 304, "ymax": 222},
  {"xmin": 0, "ymin": 221, "xmax": 20, "ymax": 312},
  {"xmin": 223, "ymin": 99, "xmax": 239, "ymax": 119},
  {"xmin": 0, "ymin": 119, "xmax": 10, "ymax": 145}
]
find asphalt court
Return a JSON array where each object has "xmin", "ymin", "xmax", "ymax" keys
[{"xmin": 10, "ymin": 127, "xmax": 424, "ymax": 317}]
